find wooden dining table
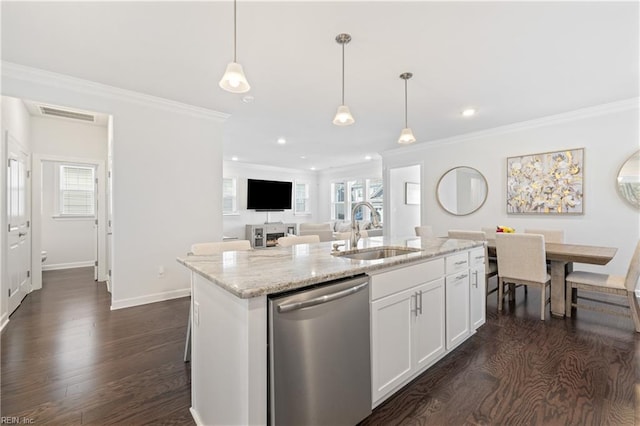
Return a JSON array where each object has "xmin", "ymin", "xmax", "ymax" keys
[{"xmin": 487, "ymin": 241, "xmax": 618, "ymax": 317}]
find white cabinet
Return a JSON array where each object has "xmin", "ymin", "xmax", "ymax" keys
[
  {"xmin": 445, "ymin": 251, "xmax": 471, "ymax": 350},
  {"xmin": 469, "ymin": 247, "xmax": 486, "ymax": 330},
  {"xmin": 370, "ymin": 260, "xmax": 445, "ymax": 406},
  {"xmin": 445, "ymin": 270, "xmax": 470, "ymax": 350}
]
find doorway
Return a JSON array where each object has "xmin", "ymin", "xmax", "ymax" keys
[{"xmin": 387, "ymin": 164, "xmax": 422, "ymax": 238}]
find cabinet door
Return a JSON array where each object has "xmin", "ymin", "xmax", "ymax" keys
[
  {"xmin": 413, "ymin": 279, "xmax": 445, "ymax": 371},
  {"xmin": 470, "ymin": 264, "xmax": 486, "ymax": 330},
  {"xmin": 445, "ymin": 271, "xmax": 470, "ymax": 350},
  {"xmin": 371, "ymin": 288, "xmax": 415, "ymax": 404}
]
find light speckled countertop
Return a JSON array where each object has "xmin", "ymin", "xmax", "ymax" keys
[{"xmin": 177, "ymin": 236, "xmax": 483, "ymax": 299}]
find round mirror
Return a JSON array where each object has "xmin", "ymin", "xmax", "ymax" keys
[
  {"xmin": 617, "ymin": 151, "xmax": 640, "ymax": 209},
  {"xmin": 437, "ymin": 166, "xmax": 488, "ymax": 216}
]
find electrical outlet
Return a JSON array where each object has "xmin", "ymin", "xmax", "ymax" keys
[{"xmin": 193, "ymin": 302, "xmax": 200, "ymax": 326}]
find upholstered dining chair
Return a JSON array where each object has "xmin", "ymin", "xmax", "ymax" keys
[
  {"xmin": 334, "ymin": 230, "xmax": 368, "ymax": 240},
  {"xmin": 448, "ymin": 230, "xmax": 498, "ymax": 296},
  {"xmin": 190, "ymin": 239, "xmax": 252, "ymax": 255},
  {"xmin": 299, "ymin": 222, "xmax": 334, "ymax": 242},
  {"xmin": 495, "ymin": 233, "xmax": 551, "ymax": 320},
  {"xmin": 415, "ymin": 225, "xmax": 434, "ymax": 237},
  {"xmin": 185, "ymin": 239, "xmax": 253, "ymax": 362},
  {"xmin": 565, "ymin": 240, "xmax": 640, "ymax": 332},
  {"xmin": 481, "ymin": 227, "xmax": 498, "ymax": 241},
  {"xmin": 277, "ymin": 235, "xmax": 321, "ymax": 247},
  {"xmin": 524, "ymin": 228, "xmax": 565, "ymax": 243}
]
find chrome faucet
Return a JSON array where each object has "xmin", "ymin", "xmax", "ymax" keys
[{"xmin": 350, "ymin": 201, "xmax": 382, "ymax": 247}]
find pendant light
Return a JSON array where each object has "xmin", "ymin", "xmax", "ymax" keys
[
  {"xmin": 398, "ymin": 72, "xmax": 416, "ymax": 144},
  {"xmin": 219, "ymin": 0, "xmax": 251, "ymax": 93},
  {"xmin": 333, "ymin": 33, "xmax": 355, "ymax": 126}
]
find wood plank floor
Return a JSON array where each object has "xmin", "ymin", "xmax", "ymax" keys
[{"xmin": 2, "ymin": 270, "xmax": 637, "ymax": 425}]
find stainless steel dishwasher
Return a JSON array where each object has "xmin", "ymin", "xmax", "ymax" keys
[{"xmin": 268, "ymin": 275, "xmax": 371, "ymax": 426}]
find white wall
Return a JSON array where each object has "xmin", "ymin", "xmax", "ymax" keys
[
  {"xmin": 2, "ymin": 63, "xmax": 226, "ymax": 309},
  {"xmin": 388, "ymin": 164, "xmax": 421, "ymax": 238},
  {"xmin": 222, "ymin": 161, "xmax": 319, "ymax": 239},
  {"xmin": 317, "ymin": 160, "xmax": 383, "ymax": 222},
  {"xmin": 383, "ymin": 100, "xmax": 640, "ymax": 275},
  {"xmin": 0, "ymin": 96, "xmax": 32, "ymax": 330}
]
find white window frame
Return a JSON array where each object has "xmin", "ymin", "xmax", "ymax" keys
[
  {"xmin": 55, "ymin": 163, "xmax": 96, "ymax": 219},
  {"xmin": 223, "ymin": 177, "xmax": 238, "ymax": 215},
  {"xmin": 294, "ymin": 181, "xmax": 311, "ymax": 215},
  {"xmin": 330, "ymin": 178, "xmax": 383, "ymax": 221}
]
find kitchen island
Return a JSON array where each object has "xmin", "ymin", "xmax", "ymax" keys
[{"xmin": 178, "ymin": 236, "xmax": 485, "ymax": 426}]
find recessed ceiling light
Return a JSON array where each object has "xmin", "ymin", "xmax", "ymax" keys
[
  {"xmin": 231, "ymin": 156, "xmax": 238, "ymax": 161},
  {"xmin": 277, "ymin": 137, "xmax": 286, "ymax": 145},
  {"xmin": 461, "ymin": 108, "xmax": 476, "ymax": 117},
  {"xmin": 242, "ymin": 95, "xmax": 254, "ymax": 104},
  {"xmin": 310, "ymin": 166, "xmax": 316, "ymax": 171},
  {"xmin": 300, "ymin": 155, "xmax": 307, "ymax": 159},
  {"xmin": 365, "ymin": 155, "xmax": 372, "ymax": 160}
]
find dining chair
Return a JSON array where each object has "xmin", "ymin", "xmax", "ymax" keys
[
  {"xmin": 185, "ymin": 239, "xmax": 253, "ymax": 362},
  {"xmin": 448, "ymin": 230, "xmax": 498, "ymax": 297},
  {"xmin": 415, "ymin": 225, "xmax": 434, "ymax": 237},
  {"xmin": 190, "ymin": 239, "xmax": 252, "ymax": 255},
  {"xmin": 481, "ymin": 227, "xmax": 497, "ymax": 241},
  {"xmin": 277, "ymin": 235, "xmax": 321, "ymax": 247},
  {"xmin": 565, "ymin": 240, "xmax": 640, "ymax": 332},
  {"xmin": 523, "ymin": 228, "xmax": 565, "ymax": 243},
  {"xmin": 495, "ymin": 233, "xmax": 551, "ymax": 320},
  {"xmin": 334, "ymin": 230, "xmax": 369, "ymax": 240},
  {"xmin": 299, "ymin": 222, "xmax": 334, "ymax": 242}
]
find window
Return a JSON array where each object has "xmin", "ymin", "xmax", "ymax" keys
[
  {"xmin": 223, "ymin": 177, "xmax": 238, "ymax": 215},
  {"xmin": 295, "ymin": 182, "xmax": 310, "ymax": 215},
  {"xmin": 331, "ymin": 182, "xmax": 346, "ymax": 219},
  {"xmin": 331, "ymin": 179, "xmax": 383, "ymax": 221},
  {"xmin": 59, "ymin": 165, "xmax": 95, "ymax": 216}
]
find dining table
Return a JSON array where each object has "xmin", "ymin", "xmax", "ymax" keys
[{"xmin": 487, "ymin": 241, "xmax": 618, "ymax": 317}]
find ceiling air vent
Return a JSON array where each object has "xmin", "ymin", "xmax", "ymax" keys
[{"xmin": 39, "ymin": 106, "xmax": 95, "ymax": 122}]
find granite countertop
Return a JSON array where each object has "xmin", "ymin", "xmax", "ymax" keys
[{"xmin": 177, "ymin": 236, "xmax": 484, "ymax": 299}]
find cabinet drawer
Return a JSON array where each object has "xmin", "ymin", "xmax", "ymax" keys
[
  {"xmin": 371, "ymin": 258, "xmax": 445, "ymax": 300},
  {"xmin": 446, "ymin": 252, "xmax": 469, "ymax": 274},
  {"xmin": 469, "ymin": 248, "xmax": 485, "ymax": 267}
]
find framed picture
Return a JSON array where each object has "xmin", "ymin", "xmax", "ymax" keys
[
  {"xmin": 405, "ymin": 182, "xmax": 420, "ymax": 205},
  {"xmin": 506, "ymin": 148, "xmax": 584, "ymax": 214}
]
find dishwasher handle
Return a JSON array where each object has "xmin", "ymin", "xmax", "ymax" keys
[{"xmin": 277, "ymin": 281, "xmax": 369, "ymax": 313}]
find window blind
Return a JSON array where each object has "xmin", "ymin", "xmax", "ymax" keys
[{"xmin": 60, "ymin": 165, "xmax": 95, "ymax": 216}]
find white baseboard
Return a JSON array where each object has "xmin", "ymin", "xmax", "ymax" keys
[
  {"xmin": 42, "ymin": 261, "xmax": 94, "ymax": 271},
  {"xmin": 0, "ymin": 314, "xmax": 9, "ymax": 333},
  {"xmin": 110, "ymin": 287, "xmax": 190, "ymax": 310},
  {"xmin": 190, "ymin": 407, "xmax": 204, "ymax": 426}
]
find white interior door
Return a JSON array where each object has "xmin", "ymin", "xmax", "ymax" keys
[{"xmin": 6, "ymin": 130, "xmax": 31, "ymax": 315}]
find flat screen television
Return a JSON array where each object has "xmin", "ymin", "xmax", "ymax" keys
[{"xmin": 246, "ymin": 179, "xmax": 293, "ymax": 211}]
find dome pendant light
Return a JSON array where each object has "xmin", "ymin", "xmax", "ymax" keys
[
  {"xmin": 333, "ymin": 33, "xmax": 355, "ymax": 126},
  {"xmin": 398, "ymin": 72, "xmax": 416, "ymax": 144},
  {"xmin": 219, "ymin": 0, "xmax": 251, "ymax": 93}
]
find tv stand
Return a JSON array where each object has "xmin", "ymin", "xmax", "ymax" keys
[{"xmin": 246, "ymin": 223, "xmax": 297, "ymax": 248}]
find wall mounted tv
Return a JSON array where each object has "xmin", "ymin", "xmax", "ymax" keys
[{"xmin": 246, "ymin": 179, "xmax": 293, "ymax": 211}]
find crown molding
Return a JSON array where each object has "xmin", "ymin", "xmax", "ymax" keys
[
  {"xmin": 383, "ymin": 98, "xmax": 640, "ymax": 158},
  {"xmin": 1, "ymin": 61, "xmax": 230, "ymax": 122}
]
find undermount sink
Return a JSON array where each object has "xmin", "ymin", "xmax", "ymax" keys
[{"xmin": 333, "ymin": 246, "xmax": 422, "ymax": 260}]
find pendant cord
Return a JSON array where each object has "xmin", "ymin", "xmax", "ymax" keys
[
  {"xmin": 341, "ymin": 43, "xmax": 345, "ymax": 105},
  {"xmin": 233, "ymin": 0, "xmax": 237, "ymax": 62},
  {"xmin": 404, "ymin": 79, "xmax": 408, "ymax": 128}
]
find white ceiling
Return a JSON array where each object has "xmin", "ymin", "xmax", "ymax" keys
[{"xmin": 2, "ymin": 1, "xmax": 638, "ymax": 171}]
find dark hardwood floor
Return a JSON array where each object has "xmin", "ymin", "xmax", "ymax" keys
[
  {"xmin": 1, "ymin": 267, "xmax": 193, "ymax": 425},
  {"xmin": 2, "ymin": 270, "xmax": 637, "ymax": 425}
]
